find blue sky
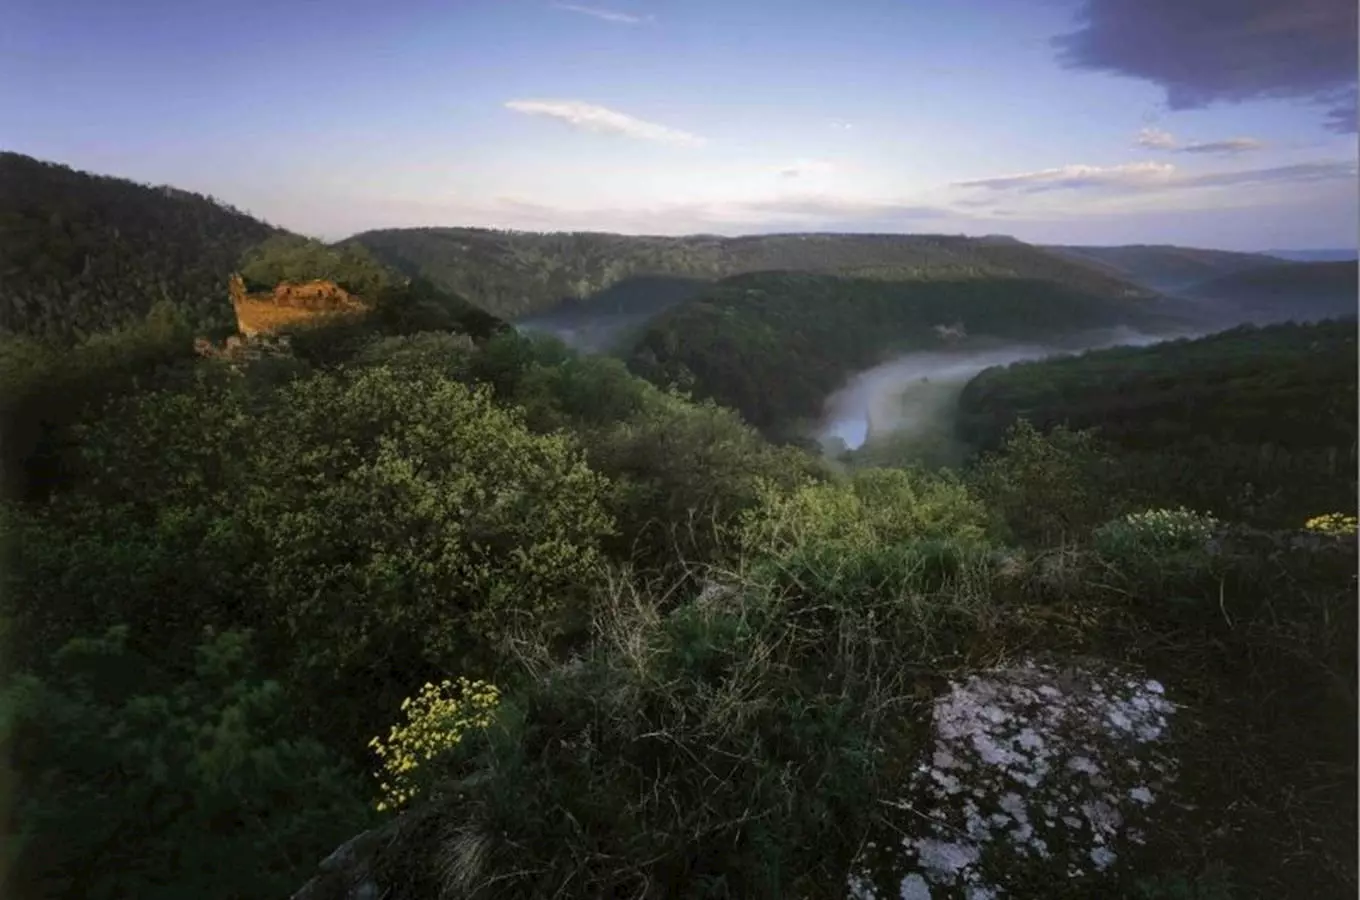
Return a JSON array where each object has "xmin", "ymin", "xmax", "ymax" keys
[{"xmin": 3, "ymin": 0, "xmax": 1356, "ymax": 249}]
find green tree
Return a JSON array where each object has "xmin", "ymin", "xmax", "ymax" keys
[{"xmin": 0, "ymin": 626, "xmax": 374, "ymax": 900}]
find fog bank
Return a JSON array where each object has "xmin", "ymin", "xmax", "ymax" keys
[{"xmin": 817, "ymin": 326, "xmax": 1197, "ymax": 455}]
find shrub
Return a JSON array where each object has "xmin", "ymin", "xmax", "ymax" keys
[
  {"xmin": 1093, "ymin": 507, "xmax": 1221, "ymax": 559},
  {"xmin": 1302, "ymin": 512, "xmax": 1358, "ymax": 537},
  {"xmin": 387, "ymin": 575, "xmax": 899, "ymax": 899},
  {"xmin": 968, "ymin": 420, "xmax": 1131, "ymax": 545},
  {"xmin": 0, "ymin": 626, "xmax": 373, "ymax": 900},
  {"xmin": 235, "ymin": 366, "xmax": 615, "ymax": 699},
  {"xmin": 739, "ymin": 466, "xmax": 992, "ymax": 559},
  {"xmin": 370, "ymin": 678, "xmax": 502, "ymax": 813}
]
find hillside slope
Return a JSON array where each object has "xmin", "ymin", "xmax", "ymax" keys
[
  {"xmin": 0, "ymin": 152, "xmax": 280, "ymax": 341},
  {"xmin": 956, "ymin": 317, "xmax": 1358, "ymax": 524},
  {"xmin": 624, "ymin": 270, "xmax": 1170, "ymax": 439},
  {"xmin": 344, "ymin": 228, "xmax": 1154, "ymax": 320},
  {"xmin": 1265, "ymin": 249, "xmax": 1358, "ymax": 263},
  {"xmin": 1042, "ymin": 244, "xmax": 1276, "ymax": 293},
  {"xmin": 1181, "ymin": 260, "xmax": 1357, "ymax": 324}
]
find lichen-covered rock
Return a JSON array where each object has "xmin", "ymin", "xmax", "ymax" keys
[{"xmin": 849, "ymin": 659, "xmax": 1178, "ymax": 899}]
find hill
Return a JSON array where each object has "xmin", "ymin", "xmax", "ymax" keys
[
  {"xmin": 0, "ymin": 151, "xmax": 280, "ymax": 342},
  {"xmin": 1042, "ymin": 243, "xmax": 1277, "ymax": 293},
  {"xmin": 1265, "ymin": 248, "xmax": 1359, "ymax": 263},
  {"xmin": 2, "ymin": 216, "xmax": 1354, "ymax": 900},
  {"xmin": 956, "ymin": 317, "xmax": 1358, "ymax": 526},
  {"xmin": 344, "ymin": 228, "xmax": 1155, "ymax": 320},
  {"xmin": 623, "ymin": 269, "xmax": 1172, "ymax": 440},
  {"xmin": 1181, "ymin": 259, "xmax": 1358, "ymax": 324}
]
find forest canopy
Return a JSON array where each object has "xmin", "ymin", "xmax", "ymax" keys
[{"xmin": 0, "ymin": 152, "xmax": 278, "ymax": 342}]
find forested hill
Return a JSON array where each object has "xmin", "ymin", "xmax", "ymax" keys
[
  {"xmin": 623, "ymin": 270, "xmax": 1170, "ymax": 441},
  {"xmin": 1042, "ymin": 243, "xmax": 1277, "ymax": 293},
  {"xmin": 342, "ymin": 227, "xmax": 1154, "ymax": 320},
  {"xmin": 1182, "ymin": 259, "xmax": 1358, "ymax": 324},
  {"xmin": 956, "ymin": 317, "xmax": 1358, "ymax": 526},
  {"xmin": 0, "ymin": 152, "xmax": 281, "ymax": 342}
]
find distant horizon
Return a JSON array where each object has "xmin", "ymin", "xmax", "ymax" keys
[
  {"xmin": 4, "ymin": 1, "xmax": 1356, "ymax": 252},
  {"xmin": 7, "ymin": 145, "xmax": 1358, "ymax": 258}
]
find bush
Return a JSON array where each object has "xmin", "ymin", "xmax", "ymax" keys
[
  {"xmin": 379, "ymin": 578, "xmax": 897, "ymax": 898},
  {"xmin": 3, "ymin": 362, "xmax": 616, "ymax": 755},
  {"xmin": 739, "ymin": 466, "xmax": 992, "ymax": 559},
  {"xmin": 1302, "ymin": 512, "xmax": 1358, "ymax": 537},
  {"xmin": 370, "ymin": 678, "xmax": 502, "ymax": 813},
  {"xmin": 0, "ymin": 626, "xmax": 373, "ymax": 900},
  {"xmin": 1093, "ymin": 507, "xmax": 1221, "ymax": 558},
  {"xmin": 231, "ymin": 366, "xmax": 615, "ymax": 707},
  {"xmin": 969, "ymin": 420, "xmax": 1132, "ymax": 545}
]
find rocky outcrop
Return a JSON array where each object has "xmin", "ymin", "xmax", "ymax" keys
[
  {"xmin": 229, "ymin": 274, "xmax": 371, "ymax": 337},
  {"xmin": 290, "ymin": 822, "xmax": 394, "ymax": 900},
  {"xmin": 193, "ymin": 332, "xmax": 293, "ymax": 364},
  {"xmin": 847, "ymin": 659, "xmax": 1178, "ymax": 899}
]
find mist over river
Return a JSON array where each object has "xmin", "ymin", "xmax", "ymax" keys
[{"xmin": 817, "ymin": 325, "xmax": 1199, "ymax": 453}]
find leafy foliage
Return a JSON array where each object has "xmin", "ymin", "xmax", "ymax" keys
[
  {"xmin": 0, "ymin": 152, "xmax": 277, "ymax": 342},
  {"xmin": 1303, "ymin": 512, "xmax": 1358, "ymax": 536},
  {"xmin": 1093, "ymin": 507, "xmax": 1220, "ymax": 558},
  {"xmin": 237, "ymin": 234, "xmax": 393, "ymax": 296},
  {"xmin": 739, "ymin": 466, "xmax": 992, "ymax": 557},
  {"xmin": 958, "ymin": 319, "xmax": 1358, "ymax": 528},
  {"xmin": 0, "ymin": 299, "xmax": 199, "ymax": 501},
  {"xmin": 0, "ymin": 626, "xmax": 373, "ymax": 900},
  {"xmin": 968, "ymin": 420, "xmax": 1130, "ymax": 546},
  {"xmin": 369, "ymin": 678, "xmax": 501, "ymax": 813}
]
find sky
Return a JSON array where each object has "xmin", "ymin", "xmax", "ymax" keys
[{"xmin": 2, "ymin": 0, "xmax": 1357, "ymax": 250}]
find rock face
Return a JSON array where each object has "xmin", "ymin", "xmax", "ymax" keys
[
  {"xmin": 229, "ymin": 273, "xmax": 370, "ymax": 337},
  {"xmin": 290, "ymin": 823, "xmax": 391, "ymax": 900},
  {"xmin": 848, "ymin": 659, "xmax": 1178, "ymax": 899}
]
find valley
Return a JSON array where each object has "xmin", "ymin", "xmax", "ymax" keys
[{"xmin": 0, "ymin": 152, "xmax": 1355, "ymax": 900}]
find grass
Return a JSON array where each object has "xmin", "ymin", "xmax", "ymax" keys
[{"xmin": 343, "ymin": 493, "xmax": 1357, "ymax": 899}]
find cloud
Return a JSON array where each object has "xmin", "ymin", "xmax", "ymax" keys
[
  {"xmin": 733, "ymin": 196, "xmax": 955, "ymax": 221},
  {"xmin": 1178, "ymin": 138, "xmax": 1266, "ymax": 154},
  {"xmin": 550, "ymin": 3, "xmax": 648, "ymax": 25},
  {"xmin": 1136, "ymin": 128, "xmax": 1265, "ymax": 155},
  {"xmin": 1054, "ymin": 0, "xmax": 1359, "ymax": 131},
  {"xmin": 1135, "ymin": 127, "xmax": 1177, "ymax": 149},
  {"xmin": 776, "ymin": 159, "xmax": 837, "ymax": 179},
  {"xmin": 1323, "ymin": 87, "xmax": 1358, "ymax": 133},
  {"xmin": 1177, "ymin": 160, "xmax": 1358, "ymax": 187},
  {"xmin": 504, "ymin": 99, "xmax": 705, "ymax": 146},
  {"xmin": 829, "ymin": 120, "xmax": 855, "ymax": 130},
  {"xmin": 954, "ymin": 162, "xmax": 1176, "ymax": 193},
  {"xmin": 955, "ymin": 159, "xmax": 1357, "ymax": 195}
]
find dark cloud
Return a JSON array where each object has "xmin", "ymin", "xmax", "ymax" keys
[
  {"xmin": 1179, "ymin": 160, "xmax": 1358, "ymax": 187},
  {"xmin": 1054, "ymin": 0, "xmax": 1359, "ymax": 131},
  {"xmin": 1323, "ymin": 88, "xmax": 1358, "ymax": 133}
]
